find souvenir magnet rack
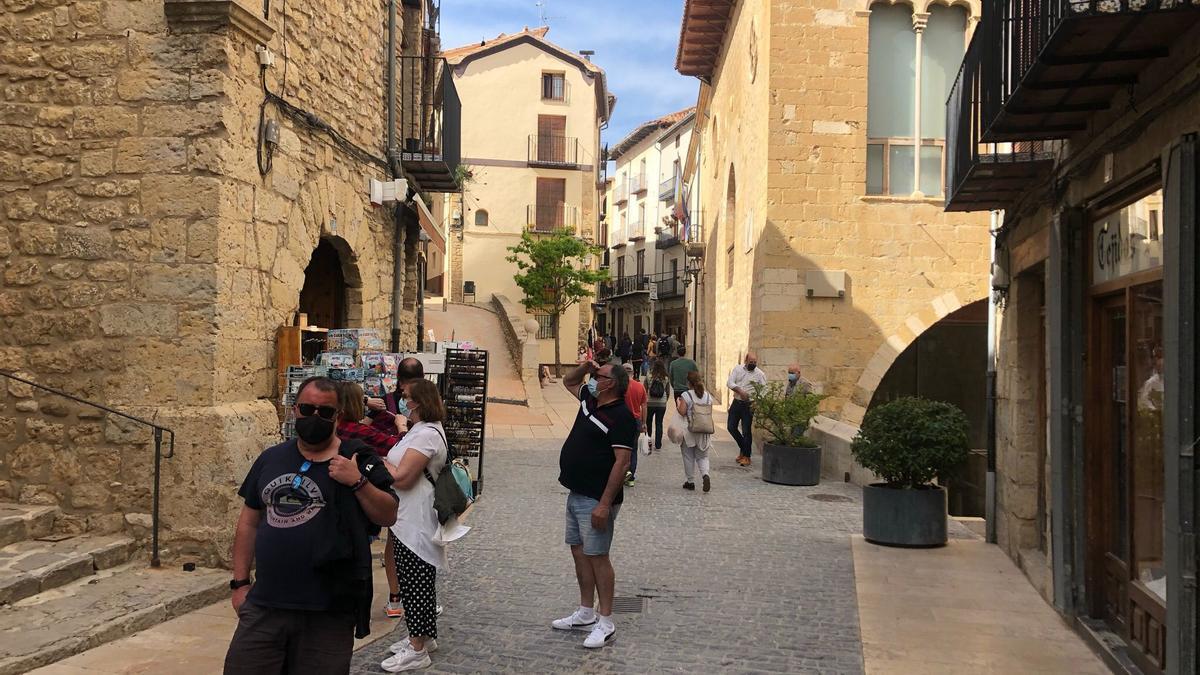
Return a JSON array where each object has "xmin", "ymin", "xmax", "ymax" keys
[{"xmin": 441, "ymin": 348, "xmax": 488, "ymax": 496}]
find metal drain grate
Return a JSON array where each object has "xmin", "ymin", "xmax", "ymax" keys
[
  {"xmin": 808, "ymin": 493, "xmax": 853, "ymax": 503},
  {"xmin": 611, "ymin": 596, "xmax": 647, "ymax": 614}
]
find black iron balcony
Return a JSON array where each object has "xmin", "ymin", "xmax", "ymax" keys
[
  {"xmin": 528, "ymin": 134, "xmax": 580, "ymax": 167},
  {"xmin": 398, "ymin": 56, "xmax": 461, "ymax": 193},
  {"xmin": 595, "ymin": 270, "xmax": 684, "ymax": 302},
  {"xmin": 945, "ymin": 31, "xmax": 1056, "ymax": 211},
  {"xmin": 981, "ymin": 0, "xmax": 1196, "ymax": 143},
  {"xmin": 653, "ymin": 270, "xmax": 685, "ymax": 299},
  {"xmin": 659, "ymin": 176, "xmax": 678, "ymax": 201},
  {"xmin": 525, "ymin": 204, "xmax": 579, "ymax": 233}
]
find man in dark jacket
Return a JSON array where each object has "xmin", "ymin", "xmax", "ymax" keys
[{"xmin": 224, "ymin": 376, "xmax": 397, "ymax": 674}]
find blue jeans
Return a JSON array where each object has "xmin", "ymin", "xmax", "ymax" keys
[
  {"xmin": 564, "ymin": 493, "xmax": 620, "ymax": 556},
  {"xmin": 728, "ymin": 399, "xmax": 754, "ymax": 458}
]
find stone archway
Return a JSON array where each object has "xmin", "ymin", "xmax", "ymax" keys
[
  {"xmin": 844, "ymin": 289, "xmax": 986, "ymax": 426},
  {"xmin": 298, "ymin": 237, "xmax": 364, "ymax": 329}
]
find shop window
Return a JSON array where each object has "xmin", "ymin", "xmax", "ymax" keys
[
  {"xmin": 866, "ymin": 3, "xmax": 966, "ymax": 196},
  {"xmin": 474, "ymin": 209, "xmax": 488, "ymax": 227}
]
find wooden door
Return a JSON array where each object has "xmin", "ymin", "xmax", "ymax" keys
[{"xmin": 538, "ymin": 115, "xmax": 566, "ymax": 163}]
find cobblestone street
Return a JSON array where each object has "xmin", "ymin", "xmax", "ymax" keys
[{"xmin": 352, "ymin": 433, "xmax": 867, "ymax": 674}]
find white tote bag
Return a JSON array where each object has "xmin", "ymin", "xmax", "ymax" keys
[{"xmin": 638, "ymin": 432, "xmax": 651, "ymax": 456}]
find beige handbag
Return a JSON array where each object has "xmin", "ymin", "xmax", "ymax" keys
[{"xmin": 685, "ymin": 392, "xmax": 715, "ymax": 434}]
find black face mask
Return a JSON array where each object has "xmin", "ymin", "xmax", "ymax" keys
[
  {"xmin": 746, "ymin": 363, "xmax": 757, "ymax": 371},
  {"xmin": 295, "ymin": 414, "xmax": 335, "ymax": 445}
]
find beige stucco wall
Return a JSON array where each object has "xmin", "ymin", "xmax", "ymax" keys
[
  {"xmin": 0, "ymin": 0, "xmax": 420, "ymax": 564},
  {"xmin": 451, "ymin": 38, "xmax": 605, "ymax": 367}
]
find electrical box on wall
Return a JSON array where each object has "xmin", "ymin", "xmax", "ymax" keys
[
  {"xmin": 806, "ymin": 270, "xmax": 847, "ymax": 298},
  {"xmin": 368, "ymin": 178, "xmax": 409, "ymax": 206}
]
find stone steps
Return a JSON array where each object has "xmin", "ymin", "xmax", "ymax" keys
[
  {"xmin": 0, "ymin": 562, "xmax": 229, "ymax": 675},
  {"xmin": 0, "ymin": 504, "xmax": 57, "ymax": 548},
  {"xmin": 0, "ymin": 533, "xmax": 136, "ymax": 605}
]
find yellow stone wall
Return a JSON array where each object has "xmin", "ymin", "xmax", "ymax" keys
[
  {"xmin": 0, "ymin": 0, "xmax": 422, "ymax": 563},
  {"xmin": 693, "ymin": 0, "xmax": 991, "ymax": 423}
]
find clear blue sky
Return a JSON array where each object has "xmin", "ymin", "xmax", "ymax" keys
[{"xmin": 439, "ymin": 0, "xmax": 697, "ymax": 148}]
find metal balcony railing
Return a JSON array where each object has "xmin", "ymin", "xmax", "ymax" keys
[
  {"xmin": 528, "ymin": 134, "xmax": 580, "ymax": 166},
  {"xmin": 627, "ymin": 217, "xmax": 644, "ymax": 241},
  {"xmin": 614, "ymin": 183, "xmax": 628, "ymax": 205},
  {"xmin": 398, "ymin": 56, "xmax": 461, "ymax": 193},
  {"xmin": 630, "ymin": 173, "xmax": 648, "ymax": 195},
  {"xmin": 654, "ymin": 270, "xmax": 685, "ymax": 299},
  {"xmin": 596, "ymin": 270, "xmax": 685, "ymax": 301},
  {"xmin": 525, "ymin": 203, "xmax": 579, "ymax": 233},
  {"xmin": 659, "ymin": 176, "xmax": 678, "ymax": 201}
]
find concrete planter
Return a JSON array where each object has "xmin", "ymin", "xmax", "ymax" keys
[
  {"xmin": 761, "ymin": 442, "xmax": 821, "ymax": 486},
  {"xmin": 862, "ymin": 483, "xmax": 948, "ymax": 547}
]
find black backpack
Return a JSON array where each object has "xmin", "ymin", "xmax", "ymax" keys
[
  {"xmin": 648, "ymin": 377, "xmax": 666, "ymax": 399},
  {"xmin": 657, "ymin": 336, "xmax": 671, "ymax": 356}
]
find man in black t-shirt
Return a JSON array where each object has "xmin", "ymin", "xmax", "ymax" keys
[
  {"xmin": 223, "ymin": 376, "xmax": 398, "ymax": 675},
  {"xmin": 550, "ymin": 359, "xmax": 636, "ymax": 650}
]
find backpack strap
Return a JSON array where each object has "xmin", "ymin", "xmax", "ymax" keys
[{"xmin": 421, "ymin": 425, "xmax": 449, "ymax": 487}]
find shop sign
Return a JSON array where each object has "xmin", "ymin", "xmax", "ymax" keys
[{"xmin": 1091, "ymin": 193, "xmax": 1164, "ymax": 286}]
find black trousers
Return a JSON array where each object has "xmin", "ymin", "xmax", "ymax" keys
[
  {"xmin": 728, "ymin": 399, "xmax": 754, "ymax": 457},
  {"xmin": 223, "ymin": 602, "xmax": 355, "ymax": 675},
  {"xmin": 646, "ymin": 405, "xmax": 666, "ymax": 448}
]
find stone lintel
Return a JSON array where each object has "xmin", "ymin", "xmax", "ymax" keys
[{"xmin": 164, "ymin": 0, "xmax": 276, "ymax": 44}]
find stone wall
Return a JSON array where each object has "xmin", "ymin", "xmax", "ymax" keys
[
  {"xmin": 490, "ymin": 293, "xmax": 542, "ymax": 405},
  {"xmin": 0, "ymin": 0, "xmax": 420, "ymax": 564}
]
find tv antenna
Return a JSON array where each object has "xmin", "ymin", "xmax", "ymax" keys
[{"xmin": 535, "ymin": 0, "xmax": 555, "ymax": 26}]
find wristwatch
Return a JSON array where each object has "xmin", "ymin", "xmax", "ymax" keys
[{"xmin": 230, "ymin": 578, "xmax": 251, "ymax": 590}]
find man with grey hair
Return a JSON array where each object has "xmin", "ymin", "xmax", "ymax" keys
[
  {"xmin": 552, "ymin": 358, "xmax": 636, "ymax": 649},
  {"xmin": 727, "ymin": 352, "xmax": 767, "ymax": 466}
]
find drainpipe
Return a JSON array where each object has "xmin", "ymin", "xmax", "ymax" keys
[
  {"xmin": 985, "ymin": 209, "xmax": 1000, "ymax": 544},
  {"xmin": 386, "ymin": 0, "xmax": 405, "ymax": 352}
]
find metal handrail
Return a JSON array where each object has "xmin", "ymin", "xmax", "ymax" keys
[{"xmin": 0, "ymin": 370, "xmax": 174, "ymax": 568}]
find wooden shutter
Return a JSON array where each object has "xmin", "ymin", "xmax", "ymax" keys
[
  {"xmin": 538, "ymin": 115, "xmax": 566, "ymax": 163},
  {"xmin": 536, "ymin": 178, "xmax": 565, "ymax": 230}
]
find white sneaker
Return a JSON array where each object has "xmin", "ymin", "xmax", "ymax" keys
[
  {"xmin": 381, "ymin": 647, "xmax": 431, "ymax": 672},
  {"xmin": 436, "ymin": 604, "xmax": 443, "ymax": 616},
  {"xmin": 551, "ymin": 608, "xmax": 597, "ymax": 631},
  {"xmin": 583, "ymin": 621, "xmax": 616, "ymax": 649},
  {"xmin": 389, "ymin": 637, "xmax": 438, "ymax": 654}
]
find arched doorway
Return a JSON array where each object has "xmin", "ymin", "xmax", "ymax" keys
[
  {"xmin": 868, "ymin": 299, "xmax": 989, "ymax": 515},
  {"xmin": 299, "ymin": 238, "xmax": 347, "ymax": 329}
]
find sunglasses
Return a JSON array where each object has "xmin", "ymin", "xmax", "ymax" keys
[
  {"xmin": 291, "ymin": 460, "xmax": 312, "ymax": 490},
  {"xmin": 296, "ymin": 403, "xmax": 338, "ymax": 420}
]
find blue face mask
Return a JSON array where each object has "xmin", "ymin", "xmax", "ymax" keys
[
  {"xmin": 788, "ymin": 373, "xmax": 799, "ymax": 383},
  {"xmin": 395, "ymin": 396, "xmax": 410, "ymax": 416},
  {"xmin": 587, "ymin": 379, "xmax": 600, "ymax": 397}
]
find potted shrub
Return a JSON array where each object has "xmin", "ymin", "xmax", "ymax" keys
[
  {"xmin": 851, "ymin": 397, "xmax": 969, "ymax": 547},
  {"xmin": 750, "ymin": 382, "xmax": 826, "ymax": 486}
]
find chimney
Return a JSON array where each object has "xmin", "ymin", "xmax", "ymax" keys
[{"xmin": 580, "ymin": 49, "xmax": 594, "ymax": 62}]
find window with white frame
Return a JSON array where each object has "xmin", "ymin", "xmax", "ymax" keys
[{"xmin": 866, "ymin": 3, "xmax": 967, "ymax": 197}]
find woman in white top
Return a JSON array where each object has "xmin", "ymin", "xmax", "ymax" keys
[
  {"xmin": 676, "ymin": 370, "xmax": 714, "ymax": 492},
  {"xmin": 381, "ymin": 379, "xmax": 448, "ymax": 673}
]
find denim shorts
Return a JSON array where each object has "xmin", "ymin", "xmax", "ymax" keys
[{"xmin": 564, "ymin": 492, "xmax": 620, "ymax": 556}]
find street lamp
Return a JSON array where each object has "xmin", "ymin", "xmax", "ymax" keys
[{"xmin": 682, "ymin": 256, "xmax": 702, "ymax": 360}]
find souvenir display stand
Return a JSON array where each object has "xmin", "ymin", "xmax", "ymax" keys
[{"xmin": 441, "ymin": 348, "xmax": 488, "ymax": 496}]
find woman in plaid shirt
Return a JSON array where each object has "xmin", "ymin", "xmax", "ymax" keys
[{"xmin": 337, "ymin": 383, "xmax": 407, "ymax": 456}]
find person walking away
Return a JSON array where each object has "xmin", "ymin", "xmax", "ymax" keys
[
  {"xmin": 631, "ymin": 328, "xmax": 649, "ymax": 376},
  {"xmin": 667, "ymin": 332, "xmax": 680, "ymax": 361},
  {"xmin": 657, "ymin": 333, "xmax": 673, "ymax": 370},
  {"xmin": 645, "ymin": 335, "xmax": 658, "ymax": 377},
  {"xmin": 380, "ymin": 380, "xmax": 450, "ymax": 672},
  {"xmin": 224, "ymin": 377, "xmax": 398, "ymax": 675},
  {"xmin": 643, "ymin": 359, "xmax": 670, "ymax": 451},
  {"xmin": 676, "ymin": 371, "xmax": 714, "ymax": 492},
  {"xmin": 617, "ymin": 333, "xmax": 633, "ymax": 364},
  {"xmin": 552, "ymin": 359, "xmax": 636, "ymax": 649},
  {"xmin": 727, "ymin": 352, "xmax": 767, "ymax": 466},
  {"xmin": 668, "ymin": 345, "xmax": 698, "ymax": 403},
  {"xmin": 336, "ymin": 383, "xmax": 404, "ymax": 457},
  {"xmin": 621, "ymin": 362, "xmax": 648, "ymax": 487}
]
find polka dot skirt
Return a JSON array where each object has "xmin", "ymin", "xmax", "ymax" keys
[{"xmin": 390, "ymin": 532, "xmax": 438, "ymax": 640}]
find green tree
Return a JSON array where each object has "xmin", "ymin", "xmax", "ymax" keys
[{"xmin": 506, "ymin": 228, "xmax": 608, "ymax": 376}]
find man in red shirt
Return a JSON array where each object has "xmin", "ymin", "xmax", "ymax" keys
[{"xmin": 621, "ymin": 363, "xmax": 647, "ymax": 487}]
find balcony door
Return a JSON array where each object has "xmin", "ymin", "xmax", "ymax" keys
[
  {"xmin": 535, "ymin": 177, "xmax": 565, "ymax": 231},
  {"xmin": 538, "ymin": 115, "xmax": 566, "ymax": 164}
]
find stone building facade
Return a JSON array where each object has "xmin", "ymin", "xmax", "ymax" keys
[
  {"xmin": 945, "ymin": 1, "xmax": 1200, "ymax": 671},
  {"xmin": 675, "ymin": 0, "xmax": 991, "ymax": 480},
  {"xmin": 0, "ymin": 0, "xmax": 449, "ymax": 564}
]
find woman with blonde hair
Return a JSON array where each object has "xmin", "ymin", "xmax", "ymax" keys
[
  {"xmin": 675, "ymin": 370, "xmax": 714, "ymax": 492},
  {"xmin": 381, "ymin": 379, "xmax": 448, "ymax": 672}
]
